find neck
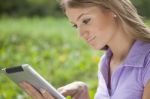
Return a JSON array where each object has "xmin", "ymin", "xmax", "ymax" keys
[{"xmin": 107, "ymin": 28, "xmax": 135, "ymax": 62}]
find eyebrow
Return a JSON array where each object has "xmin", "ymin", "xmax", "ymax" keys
[
  {"xmin": 70, "ymin": 12, "xmax": 89, "ymax": 24},
  {"xmin": 76, "ymin": 13, "xmax": 85, "ymax": 21}
]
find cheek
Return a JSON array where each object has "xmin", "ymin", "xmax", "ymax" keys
[
  {"xmin": 96, "ymin": 17, "xmax": 111, "ymax": 31},
  {"xmin": 89, "ymin": 19, "xmax": 116, "ymax": 49},
  {"xmin": 92, "ymin": 23, "xmax": 111, "ymax": 41},
  {"xmin": 94, "ymin": 17, "xmax": 116, "ymax": 39}
]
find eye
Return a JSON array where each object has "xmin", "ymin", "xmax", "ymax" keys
[{"xmin": 82, "ymin": 18, "xmax": 91, "ymax": 24}]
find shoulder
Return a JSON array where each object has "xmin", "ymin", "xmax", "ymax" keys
[
  {"xmin": 140, "ymin": 42, "xmax": 150, "ymax": 98},
  {"xmin": 142, "ymin": 44, "xmax": 150, "ymax": 87},
  {"xmin": 143, "ymin": 41, "xmax": 150, "ymax": 66},
  {"xmin": 135, "ymin": 40, "xmax": 150, "ymax": 66}
]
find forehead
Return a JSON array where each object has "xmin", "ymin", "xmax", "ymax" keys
[
  {"xmin": 65, "ymin": 6, "xmax": 101, "ymax": 15},
  {"xmin": 65, "ymin": 6, "xmax": 102, "ymax": 20}
]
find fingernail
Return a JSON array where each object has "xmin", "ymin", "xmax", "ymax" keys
[{"xmin": 40, "ymin": 88, "xmax": 46, "ymax": 94}]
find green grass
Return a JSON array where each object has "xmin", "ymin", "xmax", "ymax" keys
[{"xmin": 0, "ymin": 16, "xmax": 103, "ymax": 99}]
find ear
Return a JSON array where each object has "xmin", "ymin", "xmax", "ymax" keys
[
  {"xmin": 103, "ymin": 10, "xmax": 117, "ymax": 20},
  {"xmin": 113, "ymin": 14, "xmax": 117, "ymax": 18},
  {"xmin": 110, "ymin": 12, "xmax": 117, "ymax": 18}
]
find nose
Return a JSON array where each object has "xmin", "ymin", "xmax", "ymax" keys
[{"xmin": 78, "ymin": 27, "xmax": 89, "ymax": 40}]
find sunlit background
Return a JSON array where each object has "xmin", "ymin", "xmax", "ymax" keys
[{"xmin": 0, "ymin": 0, "xmax": 150, "ymax": 99}]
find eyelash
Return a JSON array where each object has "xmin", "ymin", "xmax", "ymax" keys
[
  {"xmin": 72, "ymin": 18, "xmax": 91, "ymax": 28},
  {"xmin": 82, "ymin": 18, "xmax": 91, "ymax": 25}
]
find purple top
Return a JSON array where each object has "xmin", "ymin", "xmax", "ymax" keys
[{"xmin": 95, "ymin": 40, "xmax": 150, "ymax": 99}]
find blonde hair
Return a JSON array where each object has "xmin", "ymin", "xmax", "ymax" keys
[{"xmin": 58, "ymin": 0, "xmax": 150, "ymax": 42}]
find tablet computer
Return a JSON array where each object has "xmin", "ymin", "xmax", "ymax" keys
[{"xmin": 1, "ymin": 64, "xmax": 65, "ymax": 99}]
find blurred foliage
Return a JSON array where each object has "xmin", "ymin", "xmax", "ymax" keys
[
  {"xmin": 0, "ymin": 0, "xmax": 150, "ymax": 17},
  {"xmin": 0, "ymin": 0, "xmax": 63, "ymax": 17},
  {"xmin": 131, "ymin": 0, "xmax": 150, "ymax": 17},
  {"xmin": 0, "ymin": 17, "xmax": 104, "ymax": 99}
]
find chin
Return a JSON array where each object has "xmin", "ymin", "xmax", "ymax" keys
[
  {"xmin": 91, "ymin": 44, "xmax": 108, "ymax": 50},
  {"xmin": 100, "ymin": 45, "xmax": 109, "ymax": 50}
]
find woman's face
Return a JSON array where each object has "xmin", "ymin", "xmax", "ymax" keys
[{"xmin": 65, "ymin": 6, "xmax": 118, "ymax": 50}]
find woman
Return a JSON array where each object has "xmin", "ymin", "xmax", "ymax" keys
[{"xmin": 20, "ymin": 0, "xmax": 150, "ymax": 99}]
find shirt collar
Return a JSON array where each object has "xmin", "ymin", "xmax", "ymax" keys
[
  {"xmin": 105, "ymin": 40, "xmax": 150, "ymax": 68},
  {"xmin": 123, "ymin": 40, "xmax": 150, "ymax": 67}
]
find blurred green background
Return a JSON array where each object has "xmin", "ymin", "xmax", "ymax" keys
[{"xmin": 0, "ymin": 0, "xmax": 150, "ymax": 99}]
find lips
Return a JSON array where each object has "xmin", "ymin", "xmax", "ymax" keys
[{"xmin": 87, "ymin": 35, "xmax": 96, "ymax": 43}]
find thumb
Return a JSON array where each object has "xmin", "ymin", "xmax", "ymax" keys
[{"xmin": 57, "ymin": 87, "xmax": 77, "ymax": 97}]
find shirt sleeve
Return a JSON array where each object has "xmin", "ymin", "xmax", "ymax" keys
[{"xmin": 143, "ymin": 59, "xmax": 150, "ymax": 87}]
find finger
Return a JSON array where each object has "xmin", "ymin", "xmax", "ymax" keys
[
  {"xmin": 40, "ymin": 89, "xmax": 55, "ymax": 99},
  {"xmin": 20, "ymin": 82, "xmax": 33, "ymax": 95},
  {"xmin": 20, "ymin": 82, "xmax": 43, "ymax": 99},
  {"xmin": 59, "ymin": 88, "xmax": 77, "ymax": 97},
  {"xmin": 57, "ymin": 87, "xmax": 64, "ymax": 92},
  {"xmin": 72, "ymin": 86, "xmax": 89, "ymax": 99},
  {"xmin": 72, "ymin": 89, "xmax": 83, "ymax": 99},
  {"xmin": 57, "ymin": 83, "xmax": 81, "ymax": 97}
]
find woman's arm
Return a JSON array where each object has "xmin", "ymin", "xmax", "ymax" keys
[{"xmin": 142, "ymin": 80, "xmax": 150, "ymax": 99}]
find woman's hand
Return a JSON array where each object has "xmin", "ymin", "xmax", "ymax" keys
[
  {"xmin": 20, "ymin": 82, "xmax": 55, "ymax": 99},
  {"xmin": 57, "ymin": 81, "xmax": 90, "ymax": 99},
  {"xmin": 20, "ymin": 81, "xmax": 90, "ymax": 99}
]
